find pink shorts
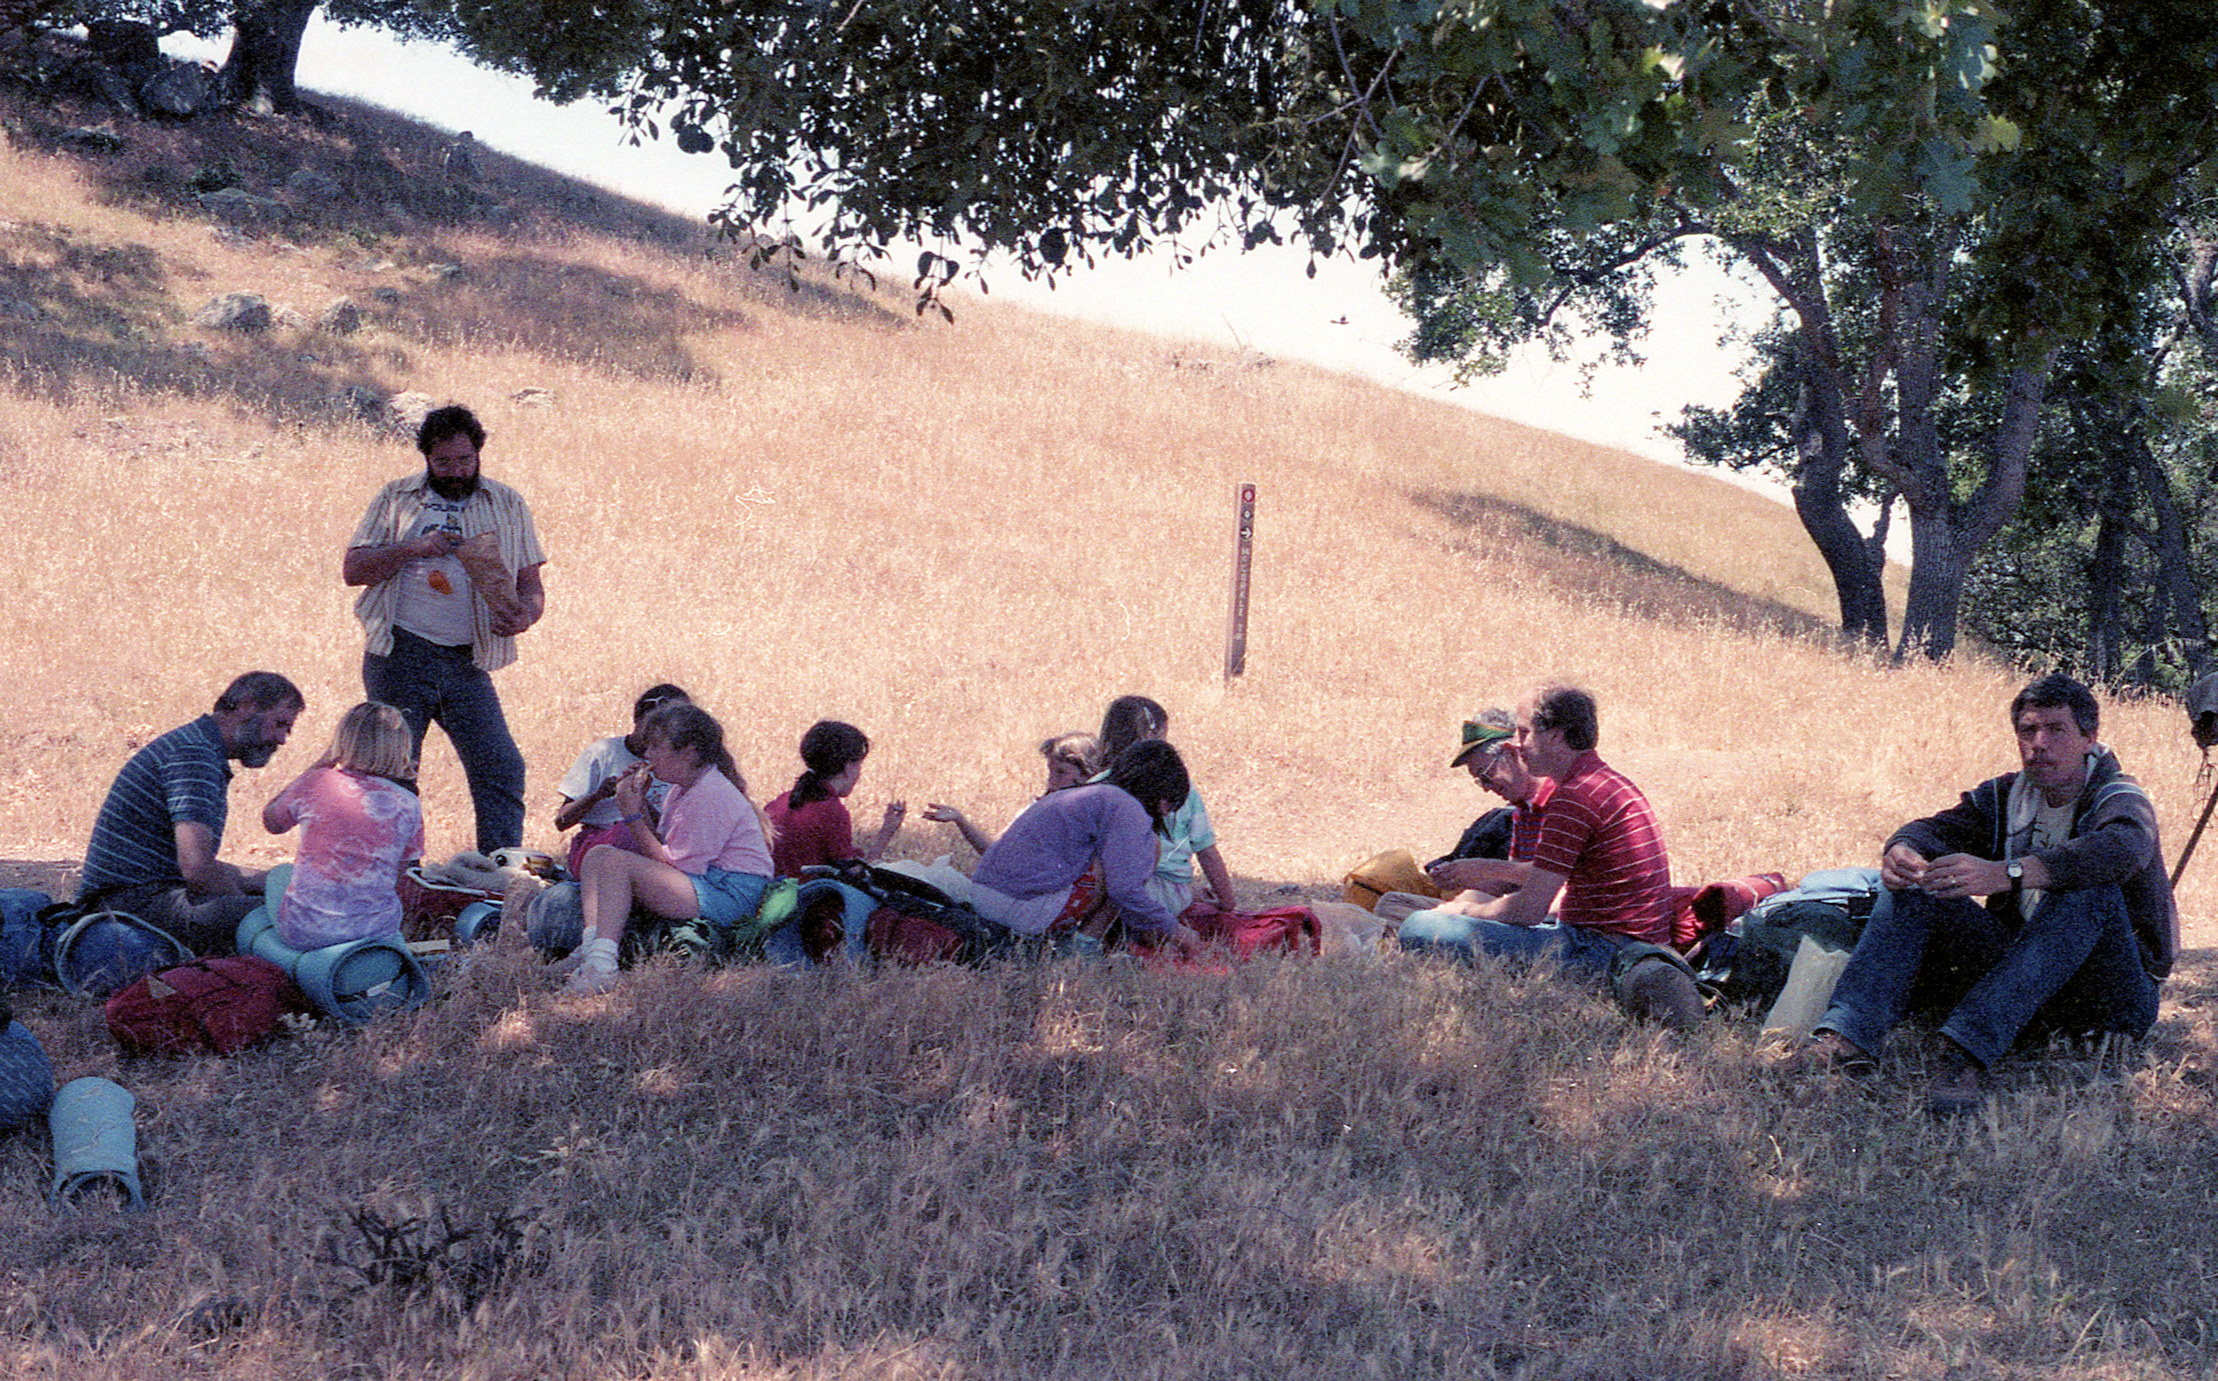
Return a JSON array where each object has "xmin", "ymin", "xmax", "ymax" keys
[{"xmin": 566, "ymin": 821, "xmax": 647, "ymax": 879}]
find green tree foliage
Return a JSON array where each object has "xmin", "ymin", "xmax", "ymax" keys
[
  {"xmin": 434, "ymin": 0, "xmax": 655, "ymax": 104},
  {"xmin": 1959, "ymin": 232, "xmax": 2218, "ymax": 692},
  {"xmin": 1387, "ymin": 0, "xmax": 2218, "ymax": 660},
  {"xmin": 604, "ymin": 1, "xmax": 1329, "ymax": 307},
  {"xmin": 466, "ymin": 1, "xmax": 1763, "ymax": 308}
]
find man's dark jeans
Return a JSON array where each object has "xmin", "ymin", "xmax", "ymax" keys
[
  {"xmin": 1819, "ymin": 884, "xmax": 2159, "ymax": 1068},
  {"xmin": 363, "ymin": 627, "xmax": 525, "ymax": 854},
  {"xmin": 106, "ymin": 883, "xmax": 259, "ymax": 955}
]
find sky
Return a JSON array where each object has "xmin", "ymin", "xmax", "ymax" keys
[{"xmin": 170, "ymin": 18, "xmax": 1777, "ymax": 472}]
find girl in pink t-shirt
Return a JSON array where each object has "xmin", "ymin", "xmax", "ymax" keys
[
  {"xmin": 560, "ymin": 703, "xmax": 775, "ymax": 994},
  {"xmin": 262, "ymin": 702, "xmax": 425, "ymax": 949}
]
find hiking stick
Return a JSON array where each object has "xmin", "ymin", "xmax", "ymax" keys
[{"xmin": 2170, "ymin": 774, "xmax": 2218, "ymax": 889}]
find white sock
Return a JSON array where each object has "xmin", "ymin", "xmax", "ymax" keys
[{"xmin": 577, "ymin": 936, "xmax": 619, "ymax": 973}]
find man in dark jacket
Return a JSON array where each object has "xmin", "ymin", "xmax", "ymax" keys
[{"xmin": 1801, "ymin": 673, "xmax": 2177, "ymax": 1114}]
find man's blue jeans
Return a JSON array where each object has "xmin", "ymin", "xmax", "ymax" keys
[
  {"xmin": 1819, "ymin": 885, "xmax": 2159, "ymax": 1068},
  {"xmin": 363, "ymin": 627, "xmax": 526, "ymax": 854},
  {"xmin": 1398, "ymin": 908, "xmax": 1624, "ymax": 980}
]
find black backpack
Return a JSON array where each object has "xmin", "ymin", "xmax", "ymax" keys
[
  {"xmin": 1697, "ymin": 868, "xmax": 1880, "ymax": 1011},
  {"xmin": 1428, "ymin": 806, "xmax": 1515, "ymax": 871}
]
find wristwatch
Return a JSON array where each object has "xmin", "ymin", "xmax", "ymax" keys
[{"xmin": 2005, "ymin": 858, "xmax": 2024, "ymax": 896}]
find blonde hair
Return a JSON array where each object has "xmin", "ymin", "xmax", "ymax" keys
[
  {"xmin": 1039, "ymin": 731, "xmax": 1104, "ymax": 779},
  {"xmin": 322, "ymin": 702, "xmax": 417, "ymax": 783}
]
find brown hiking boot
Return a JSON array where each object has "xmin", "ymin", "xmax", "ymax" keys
[
  {"xmin": 1781, "ymin": 1029, "xmax": 1877, "ymax": 1078},
  {"xmin": 1621, "ymin": 957, "xmax": 1708, "ymax": 1032},
  {"xmin": 1925, "ymin": 1046, "xmax": 1986, "ymax": 1117}
]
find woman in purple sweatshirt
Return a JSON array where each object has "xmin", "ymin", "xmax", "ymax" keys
[{"xmin": 970, "ymin": 740, "xmax": 1204, "ymax": 956}]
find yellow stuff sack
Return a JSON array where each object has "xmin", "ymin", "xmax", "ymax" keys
[{"xmin": 1340, "ymin": 849, "xmax": 1442, "ymax": 911}]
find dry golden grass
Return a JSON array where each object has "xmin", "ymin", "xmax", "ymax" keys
[
  {"xmin": 2, "ymin": 75, "xmax": 2216, "ymax": 1380},
  {"xmin": 8, "ymin": 949, "xmax": 2218, "ymax": 1380}
]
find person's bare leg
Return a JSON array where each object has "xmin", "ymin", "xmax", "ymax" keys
[{"xmin": 565, "ymin": 846, "xmax": 700, "ymax": 993}]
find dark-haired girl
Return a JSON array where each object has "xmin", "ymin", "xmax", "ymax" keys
[
  {"xmin": 552, "ymin": 684, "xmax": 690, "ymax": 878},
  {"xmin": 560, "ymin": 703, "xmax": 774, "ymax": 995},
  {"xmin": 1097, "ymin": 695, "xmax": 1237, "ymax": 916},
  {"xmin": 765, "ymin": 720, "xmax": 906, "ymax": 877},
  {"xmin": 970, "ymin": 739, "xmax": 1205, "ymax": 957}
]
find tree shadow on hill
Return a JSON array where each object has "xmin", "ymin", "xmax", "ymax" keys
[
  {"xmin": 295, "ymin": 94, "xmax": 908, "ymax": 329},
  {"xmin": 377, "ymin": 253, "xmax": 753, "ymax": 385},
  {"xmin": 1412, "ymin": 487, "xmax": 1835, "ymax": 641},
  {"xmin": 6, "ymin": 72, "xmax": 903, "ymax": 336},
  {"xmin": 0, "ymin": 222, "xmax": 392, "ymax": 423},
  {"xmin": 2, "ymin": 131, "xmax": 902, "ymax": 420},
  {"xmin": 0, "ymin": 220, "xmax": 784, "ymax": 415}
]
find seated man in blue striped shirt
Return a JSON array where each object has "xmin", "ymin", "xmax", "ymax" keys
[{"xmin": 80, "ymin": 672, "xmax": 304, "ymax": 953}]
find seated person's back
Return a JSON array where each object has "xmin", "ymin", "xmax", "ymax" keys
[{"xmin": 263, "ymin": 702, "xmax": 424, "ymax": 949}]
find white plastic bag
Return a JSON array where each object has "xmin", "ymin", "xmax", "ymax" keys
[{"xmin": 1762, "ymin": 934, "xmax": 1853, "ymax": 1039}]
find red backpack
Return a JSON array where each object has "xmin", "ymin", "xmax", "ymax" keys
[
  {"xmin": 105, "ymin": 956, "xmax": 310, "ymax": 1056},
  {"xmin": 1181, "ymin": 901, "xmax": 1324, "ymax": 959}
]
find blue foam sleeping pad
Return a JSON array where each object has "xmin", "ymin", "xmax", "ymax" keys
[
  {"xmin": 236, "ymin": 867, "xmax": 429, "ymax": 1025},
  {"xmin": 50, "ymin": 1076, "xmax": 144, "ymax": 1210}
]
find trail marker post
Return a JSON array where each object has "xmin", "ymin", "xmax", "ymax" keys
[{"xmin": 1224, "ymin": 482, "xmax": 1256, "ymax": 681}]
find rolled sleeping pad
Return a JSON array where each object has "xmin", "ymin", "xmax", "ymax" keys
[
  {"xmin": 0, "ymin": 1019, "xmax": 55, "ymax": 1131},
  {"xmin": 235, "ymin": 907, "xmax": 430, "ymax": 1025},
  {"xmin": 453, "ymin": 901, "xmax": 501, "ymax": 947},
  {"xmin": 251, "ymin": 864, "xmax": 429, "ymax": 1019},
  {"xmin": 758, "ymin": 878, "xmax": 878, "ymax": 966},
  {"xmin": 49, "ymin": 1076, "xmax": 145, "ymax": 1210}
]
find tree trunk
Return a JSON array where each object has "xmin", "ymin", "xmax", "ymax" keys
[
  {"xmin": 1891, "ymin": 351, "xmax": 2052, "ymax": 662},
  {"xmin": 1881, "ymin": 231, "xmax": 1959, "ymax": 662},
  {"xmin": 1787, "ymin": 333, "xmax": 1888, "ymax": 646},
  {"xmin": 1897, "ymin": 507, "xmax": 1971, "ymax": 662},
  {"xmin": 217, "ymin": 0, "xmax": 319, "ymax": 113},
  {"xmin": 2085, "ymin": 460, "xmax": 2131, "ymax": 683},
  {"xmin": 2129, "ymin": 427, "xmax": 2211, "ymax": 681},
  {"xmin": 1725, "ymin": 226, "xmax": 1891, "ymax": 648}
]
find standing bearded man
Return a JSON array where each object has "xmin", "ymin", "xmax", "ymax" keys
[{"xmin": 344, "ymin": 405, "xmax": 546, "ymax": 853}]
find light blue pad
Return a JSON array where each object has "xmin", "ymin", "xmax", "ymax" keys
[
  {"xmin": 50, "ymin": 1076, "xmax": 144, "ymax": 1210},
  {"xmin": 236, "ymin": 906, "xmax": 429, "ymax": 1025}
]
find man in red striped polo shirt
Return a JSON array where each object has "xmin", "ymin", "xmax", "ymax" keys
[{"xmin": 1401, "ymin": 684, "xmax": 1704, "ymax": 1027}]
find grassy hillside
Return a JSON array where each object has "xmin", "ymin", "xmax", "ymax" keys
[{"xmin": 1, "ymin": 66, "xmax": 2215, "ymax": 1381}]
